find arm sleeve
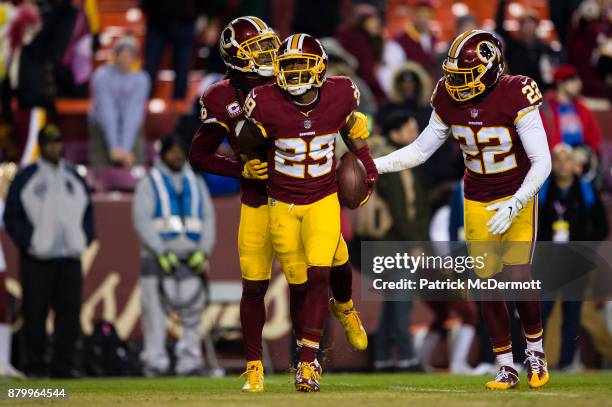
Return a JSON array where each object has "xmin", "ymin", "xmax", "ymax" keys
[
  {"xmin": 92, "ymin": 70, "xmax": 121, "ymax": 150},
  {"xmin": 198, "ymin": 177, "xmax": 216, "ymax": 255},
  {"xmin": 374, "ymin": 111, "xmax": 450, "ymax": 174},
  {"xmin": 132, "ymin": 178, "xmax": 166, "ymax": 257},
  {"xmin": 76, "ymin": 173, "xmax": 95, "ymax": 245},
  {"xmin": 513, "ymin": 108, "xmax": 552, "ymax": 205},
  {"xmin": 119, "ymin": 73, "xmax": 150, "ymax": 151},
  {"xmin": 189, "ymin": 123, "xmax": 243, "ymax": 178},
  {"xmin": 2, "ymin": 172, "xmax": 33, "ymax": 251}
]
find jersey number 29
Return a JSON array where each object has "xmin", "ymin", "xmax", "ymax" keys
[{"xmin": 274, "ymin": 135, "xmax": 336, "ymax": 178}]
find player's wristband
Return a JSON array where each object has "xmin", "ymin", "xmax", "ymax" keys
[{"xmin": 353, "ymin": 145, "xmax": 378, "ymax": 182}]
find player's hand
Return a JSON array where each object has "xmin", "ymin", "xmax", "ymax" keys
[
  {"xmin": 347, "ymin": 112, "xmax": 370, "ymax": 140},
  {"xmin": 158, "ymin": 252, "xmax": 180, "ymax": 273},
  {"xmin": 242, "ymin": 159, "xmax": 268, "ymax": 180},
  {"xmin": 359, "ymin": 173, "xmax": 378, "ymax": 206},
  {"xmin": 187, "ymin": 251, "xmax": 209, "ymax": 274},
  {"xmin": 486, "ymin": 196, "xmax": 523, "ymax": 235}
]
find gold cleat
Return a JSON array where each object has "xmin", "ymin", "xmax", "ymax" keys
[
  {"xmin": 329, "ymin": 299, "xmax": 368, "ymax": 351},
  {"xmin": 241, "ymin": 360, "xmax": 264, "ymax": 393},
  {"xmin": 484, "ymin": 366, "xmax": 520, "ymax": 390},
  {"xmin": 524, "ymin": 350, "xmax": 550, "ymax": 389},
  {"xmin": 294, "ymin": 361, "xmax": 322, "ymax": 392}
]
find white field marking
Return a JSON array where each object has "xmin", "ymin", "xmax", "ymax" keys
[{"xmin": 389, "ymin": 386, "xmax": 468, "ymax": 393}]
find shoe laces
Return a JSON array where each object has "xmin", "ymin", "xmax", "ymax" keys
[
  {"xmin": 524, "ymin": 350, "xmax": 545, "ymax": 373},
  {"xmin": 241, "ymin": 365, "xmax": 262, "ymax": 385},
  {"xmin": 299, "ymin": 362, "xmax": 320, "ymax": 381},
  {"xmin": 495, "ymin": 367, "xmax": 515, "ymax": 382}
]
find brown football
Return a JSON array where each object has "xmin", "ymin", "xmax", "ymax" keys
[{"xmin": 337, "ymin": 152, "xmax": 368, "ymax": 209}]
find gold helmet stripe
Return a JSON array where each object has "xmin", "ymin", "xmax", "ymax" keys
[
  {"xmin": 451, "ymin": 29, "xmax": 490, "ymax": 60},
  {"xmin": 245, "ymin": 16, "xmax": 265, "ymax": 32},
  {"xmin": 448, "ymin": 30, "xmax": 475, "ymax": 60},
  {"xmin": 290, "ymin": 33, "xmax": 301, "ymax": 51},
  {"xmin": 297, "ymin": 33, "xmax": 306, "ymax": 50},
  {"xmin": 285, "ymin": 34, "xmax": 294, "ymax": 53}
]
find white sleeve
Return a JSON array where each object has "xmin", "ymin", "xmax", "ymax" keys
[
  {"xmin": 513, "ymin": 108, "xmax": 552, "ymax": 205},
  {"xmin": 374, "ymin": 111, "xmax": 450, "ymax": 174}
]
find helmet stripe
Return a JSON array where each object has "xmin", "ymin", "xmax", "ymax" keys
[
  {"xmin": 290, "ymin": 34, "xmax": 301, "ymax": 50},
  {"xmin": 245, "ymin": 16, "xmax": 264, "ymax": 32},
  {"xmin": 452, "ymin": 30, "xmax": 490, "ymax": 59},
  {"xmin": 297, "ymin": 34, "xmax": 306, "ymax": 51},
  {"xmin": 250, "ymin": 16, "xmax": 267, "ymax": 30},
  {"xmin": 448, "ymin": 30, "xmax": 474, "ymax": 60}
]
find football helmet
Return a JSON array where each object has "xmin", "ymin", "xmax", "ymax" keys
[
  {"xmin": 219, "ymin": 16, "xmax": 280, "ymax": 77},
  {"xmin": 442, "ymin": 30, "xmax": 504, "ymax": 102},
  {"xmin": 274, "ymin": 33, "xmax": 328, "ymax": 96}
]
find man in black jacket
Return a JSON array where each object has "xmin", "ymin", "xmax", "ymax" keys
[
  {"xmin": 4, "ymin": 125, "xmax": 94, "ymax": 377},
  {"xmin": 537, "ymin": 143, "xmax": 609, "ymax": 370}
]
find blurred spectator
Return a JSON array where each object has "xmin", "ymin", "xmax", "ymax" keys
[
  {"xmin": 566, "ymin": 0, "xmax": 611, "ymax": 99},
  {"xmin": 3, "ymin": 125, "xmax": 94, "ymax": 378},
  {"xmin": 377, "ymin": 63, "xmax": 433, "ymax": 131},
  {"xmin": 321, "ymin": 37, "xmax": 377, "ymax": 116},
  {"xmin": 393, "ymin": 0, "xmax": 439, "ymax": 76},
  {"xmin": 89, "ymin": 35, "xmax": 150, "ymax": 168},
  {"xmin": 133, "ymin": 134, "xmax": 215, "ymax": 376},
  {"xmin": 378, "ymin": 62, "xmax": 462, "ymax": 210},
  {"xmin": 0, "ymin": 1, "xmax": 15, "ymax": 82},
  {"xmin": 540, "ymin": 65, "xmax": 602, "ymax": 155},
  {"xmin": 335, "ymin": 3, "xmax": 387, "ymax": 103},
  {"xmin": 538, "ymin": 143, "xmax": 609, "ymax": 370},
  {"xmin": 141, "ymin": 0, "xmax": 203, "ymax": 99},
  {"xmin": 437, "ymin": 14, "xmax": 480, "ymax": 72},
  {"xmin": 0, "ymin": 162, "xmax": 24, "ymax": 379},
  {"xmin": 356, "ymin": 111, "xmax": 429, "ymax": 371},
  {"xmin": 495, "ymin": 0, "xmax": 556, "ymax": 88},
  {"xmin": 548, "ymin": 0, "xmax": 582, "ymax": 44}
]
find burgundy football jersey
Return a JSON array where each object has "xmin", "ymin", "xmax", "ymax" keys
[
  {"xmin": 199, "ymin": 78, "xmax": 272, "ymax": 207},
  {"xmin": 245, "ymin": 76, "xmax": 360, "ymax": 205},
  {"xmin": 431, "ymin": 74, "xmax": 543, "ymax": 202}
]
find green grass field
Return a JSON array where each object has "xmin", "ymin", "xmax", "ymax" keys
[{"xmin": 2, "ymin": 372, "xmax": 612, "ymax": 406}]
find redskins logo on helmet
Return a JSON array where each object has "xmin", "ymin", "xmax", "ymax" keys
[
  {"xmin": 442, "ymin": 30, "xmax": 504, "ymax": 102},
  {"xmin": 219, "ymin": 16, "xmax": 280, "ymax": 77},
  {"xmin": 274, "ymin": 33, "xmax": 328, "ymax": 96}
]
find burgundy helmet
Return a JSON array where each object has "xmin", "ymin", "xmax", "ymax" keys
[
  {"xmin": 219, "ymin": 16, "xmax": 280, "ymax": 77},
  {"xmin": 274, "ymin": 33, "xmax": 328, "ymax": 96},
  {"xmin": 442, "ymin": 30, "xmax": 504, "ymax": 102}
]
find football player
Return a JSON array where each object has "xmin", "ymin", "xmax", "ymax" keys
[
  {"xmin": 238, "ymin": 33, "xmax": 378, "ymax": 392},
  {"xmin": 189, "ymin": 16, "xmax": 300, "ymax": 393},
  {"xmin": 374, "ymin": 31, "xmax": 552, "ymax": 390}
]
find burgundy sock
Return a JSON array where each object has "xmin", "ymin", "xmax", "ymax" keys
[
  {"xmin": 480, "ymin": 301, "xmax": 512, "ymax": 353},
  {"xmin": 240, "ymin": 279, "xmax": 269, "ymax": 362},
  {"xmin": 300, "ymin": 266, "xmax": 330, "ymax": 363},
  {"xmin": 515, "ymin": 301, "xmax": 543, "ymax": 338},
  {"xmin": 330, "ymin": 262, "xmax": 352, "ymax": 303},
  {"xmin": 504, "ymin": 265, "xmax": 543, "ymax": 338},
  {"xmin": 0, "ymin": 274, "xmax": 8, "ymax": 323},
  {"xmin": 288, "ymin": 282, "xmax": 308, "ymax": 340}
]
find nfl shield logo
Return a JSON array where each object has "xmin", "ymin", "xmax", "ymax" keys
[
  {"xmin": 304, "ymin": 119, "xmax": 312, "ymax": 129},
  {"xmin": 470, "ymin": 108, "xmax": 479, "ymax": 118}
]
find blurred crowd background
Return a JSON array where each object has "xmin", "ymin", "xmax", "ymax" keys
[{"xmin": 0, "ymin": 0, "xmax": 610, "ymax": 378}]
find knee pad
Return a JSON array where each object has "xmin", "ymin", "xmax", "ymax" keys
[{"xmin": 241, "ymin": 279, "xmax": 269, "ymax": 300}]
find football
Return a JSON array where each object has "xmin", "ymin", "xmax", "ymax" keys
[{"xmin": 337, "ymin": 152, "xmax": 368, "ymax": 209}]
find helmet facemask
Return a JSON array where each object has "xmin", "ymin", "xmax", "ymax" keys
[
  {"xmin": 225, "ymin": 30, "xmax": 280, "ymax": 77},
  {"xmin": 442, "ymin": 61, "xmax": 488, "ymax": 102},
  {"xmin": 275, "ymin": 53, "xmax": 325, "ymax": 96}
]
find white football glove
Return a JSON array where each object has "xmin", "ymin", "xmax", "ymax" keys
[{"xmin": 486, "ymin": 196, "xmax": 524, "ymax": 235}]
